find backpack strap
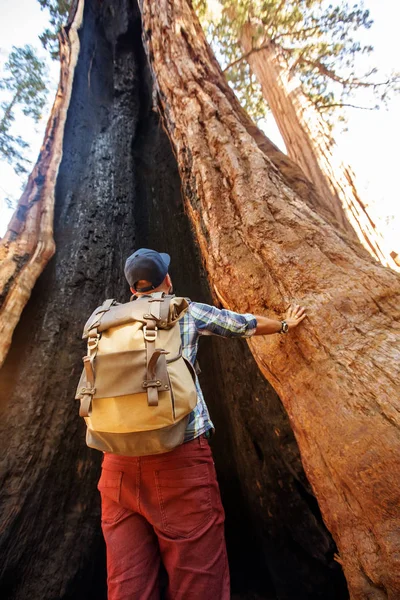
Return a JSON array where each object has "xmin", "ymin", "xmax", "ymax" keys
[
  {"xmin": 79, "ymin": 332, "xmax": 100, "ymax": 417},
  {"xmin": 142, "ymin": 310, "xmax": 160, "ymax": 407},
  {"xmin": 86, "ymin": 298, "xmax": 116, "ymax": 333},
  {"xmin": 79, "ymin": 299, "xmax": 115, "ymax": 417},
  {"xmin": 142, "ymin": 296, "xmax": 172, "ymax": 407},
  {"xmin": 160, "ymin": 294, "xmax": 174, "ymax": 325}
]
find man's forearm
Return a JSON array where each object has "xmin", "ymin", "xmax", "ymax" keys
[
  {"xmin": 254, "ymin": 315, "xmax": 283, "ymax": 335},
  {"xmin": 253, "ymin": 305, "xmax": 307, "ymax": 335}
]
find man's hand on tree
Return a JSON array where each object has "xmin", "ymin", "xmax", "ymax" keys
[
  {"xmin": 254, "ymin": 305, "xmax": 307, "ymax": 335},
  {"xmin": 284, "ymin": 304, "xmax": 307, "ymax": 330}
]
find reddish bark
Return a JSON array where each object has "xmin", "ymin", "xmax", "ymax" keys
[
  {"xmin": 139, "ymin": 1, "xmax": 400, "ymax": 598},
  {"xmin": 0, "ymin": 0, "xmax": 84, "ymax": 367},
  {"xmin": 239, "ymin": 26, "xmax": 398, "ymax": 271}
]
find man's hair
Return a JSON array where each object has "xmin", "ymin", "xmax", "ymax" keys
[{"xmin": 135, "ymin": 278, "xmax": 162, "ymax": 292}]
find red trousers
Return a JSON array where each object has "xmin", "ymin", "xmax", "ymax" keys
[{"xmin": 98, "ymin": 435, "xmax": 230, "ymax": 599}]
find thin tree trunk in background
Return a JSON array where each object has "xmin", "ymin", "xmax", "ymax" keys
[
  {"xmin": 140, "ymin": 1, "xmax": 400, "ymax": 598},
  {"xmin": 0, "ymin": 0, "xmax": 84, "ymax": 368},
  {"xmin": 239, "ymin": 25, "xmax": 399, "ymax": 271},
  {"xmin": 0, "ymin": 90, "xmax": 22, "ymax": 132},
  {"xmin": 0, "ymin": 1, "xmax": 347, "ymax": 598}
]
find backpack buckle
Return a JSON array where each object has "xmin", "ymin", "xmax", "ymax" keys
[
  {"xmin": 80, "ymin": 387, "xmax": 96, "ymax": 396},
  {"xmin": 87, "ymin": 334, "xmax": 100, "ymax": 352},
  {"xmin": 143, "ymin": 325, "xmax": 157, "ymax": 341}
]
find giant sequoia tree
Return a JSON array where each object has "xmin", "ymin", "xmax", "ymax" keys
[
  {"xmin": 198, "ymin": 0, "xmax": 399, "ymax": 270},
  {"xmin": 0, "ymin": 1, "xmax": 399, "ymax": 599}
]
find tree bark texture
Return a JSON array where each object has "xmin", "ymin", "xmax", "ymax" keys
[
  {"xmin": 0, "ymin": 0, "xmax": 84, "ymax": 369},
  {"xmin": 140, "ymin": 1, "xmax": 400, "ymax": 598},
  {"xmin": 239, "ymin": 25, "xmax": 399, "ymax": 272},
  {"xmin": 0, "ymin": 1, "xmax": 346, "ymax": 599}
]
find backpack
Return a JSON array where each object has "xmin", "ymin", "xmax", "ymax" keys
[{"xmin": 75, "ymin": 293, "xmax": 198, "ymax": 456}]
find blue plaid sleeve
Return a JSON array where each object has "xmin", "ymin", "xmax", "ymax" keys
[{"xmin": 189, "ymin": 302, "xmax": 257, "ymax": 338}]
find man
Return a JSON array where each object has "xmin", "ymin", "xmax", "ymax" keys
[{"xmin": 98, "ymin": 248, "xmax": 306, "ymax": 600}]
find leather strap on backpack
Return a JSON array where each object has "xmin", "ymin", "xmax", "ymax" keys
[
  {"xmin": 142, "ymin": 295, "xmax": 171, "ymax": 407},
  {"xmin": 79, "ymin": 299, "xmax": 115, "ymax": 417}
]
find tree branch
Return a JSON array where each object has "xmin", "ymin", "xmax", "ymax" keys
[
  {"xmin": 271, "ymin": 24, "xmax": 322, "ymax": 43},
  {"xmin": 293, "ymin": 55, "xmax": 394, "ymax": 89},
  {"xmin": 223, "ymin": 42, "xmax": 271, "ymax": 73},
  {"xmin": 0, "ymin": 89, "xmax": 22, "ymax": 132},
  {"xmin": 317, "ymin": 102, "xmax": 377, "ymax": 111}
]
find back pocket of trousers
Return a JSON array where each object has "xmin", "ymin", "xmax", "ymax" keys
[
  {"xmin": 155, "ymin": 463, "xmax": 212, "ymax": 537},
  {"xmin": 98, "ymin": 469, "xmax": 125, "ymax": 524}
]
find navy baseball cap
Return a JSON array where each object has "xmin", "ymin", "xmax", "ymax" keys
[{"xmin": 124, "ymin": 248, "xmax": 171, "ymax": 292}]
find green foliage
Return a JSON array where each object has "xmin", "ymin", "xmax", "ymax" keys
[
  {"xmin": 225, "ymin": 57, "xmax": 268, "ymax": 120},
  {"xmin": 195, "ymin": 0, "xmax": 398, "ymax": 123},
  {"xmin": 193, "ymin": 0, "xmax": 268, "ymax": 121},
  {"xmin": 192, "ymin": 0, "xmax": 208, "ymax": 19},
  {"xmin": 0, "ymin": 45, "xmax": 48, "ymax": 175},
  {"xmin": 0, "ymin": 2, "xmax": 69, "ymax": 187},
  {"xmin": 38, "ymin": 0, "xmax": 71, "ymax": 59}
]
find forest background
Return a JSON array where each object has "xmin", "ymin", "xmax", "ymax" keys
[{"xmin": 0, "ymin": 0, "xmax": 399, "ymax": 247}]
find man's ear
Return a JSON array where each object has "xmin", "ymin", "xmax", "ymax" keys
[
  {"xmin": 130, "ymin": 286, "xmax": 136, "ymax": 294},
  {"xmin": 166, "ymin": 273, "xmax": 173, "ymax": 294}
]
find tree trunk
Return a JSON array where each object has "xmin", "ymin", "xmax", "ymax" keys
[
  {"xmin": 0, "ymin": 1, "xmax": 347, "ymax": 599},
  {"xmin": 0, "ymin": 0, "xmax": 84, "ymax": 368},
  {"xmin": 239, "ymin": 25, "xmax": 399, "ymax": 271},
  {"xmin": 140, "ymin": 1, "xmax": 400, "ymax": 598},
  {"xmin": 0, "ymin": 89, "xmax": 22, "ymax": 132}
]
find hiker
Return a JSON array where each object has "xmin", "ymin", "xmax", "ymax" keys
[{"xmin": 79, "ymin": 248, "xmax": 306, "ymax": 600}]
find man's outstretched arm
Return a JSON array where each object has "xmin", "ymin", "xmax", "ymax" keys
[
  {"xmin": 254, "ymin": 304, "xmax": 306, "ymax": 335},
  {"xmin": 189, "ymin": 302, "xmax": 306, "ymax": 338}
]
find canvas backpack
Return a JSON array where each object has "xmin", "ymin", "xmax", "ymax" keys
[{"xmin": 75, "ymin": 293, "xmax": 198, "ymax": 456}]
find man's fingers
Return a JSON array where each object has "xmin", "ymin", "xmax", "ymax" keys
[
  {"xmin": 287, "ymin": 304, "xmax": 306, "ymax": 318},
  {"xmin": 287, "ymin": 312, "xmax": 307, "ymax": 329},
  {"xmin": 285, "ymin": 305, "xmax": 307, "ymax": 329}
]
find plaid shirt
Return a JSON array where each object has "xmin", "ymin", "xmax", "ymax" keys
[{"xmin": 180, "ymin": 301, "xmax": 257, "ymax": 442}]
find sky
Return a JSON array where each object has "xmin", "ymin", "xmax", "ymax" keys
[
  {"xmin": 0, "ymin": 0, "xmax": 60, "ymax": 229},
  {"xmin": 0, "ymin": 0, "xmax": 399, "ymax": 248}
]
